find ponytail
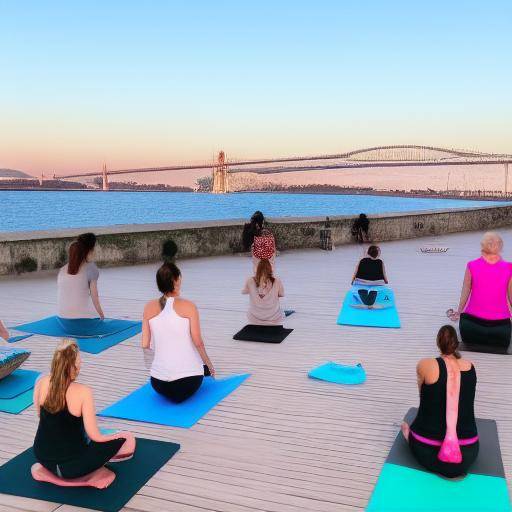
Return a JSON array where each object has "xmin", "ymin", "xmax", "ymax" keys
[
  {"xmin": 437, "ymin": 325, "xmax": 461, "ymax": 359},
  {"xmin": 68, "ymin": 232, "xmax": 96, "ymax": 275},
  {"xmin": 156, "ymin": 240, "xmax": 181, "ymax": 310}
]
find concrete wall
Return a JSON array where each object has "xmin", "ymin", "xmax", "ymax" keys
[{"xmin": 2, "ymin": 204, "xmax": 512, "ymax": 276}]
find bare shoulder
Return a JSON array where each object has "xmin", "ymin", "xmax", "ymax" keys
[
  {"xmin": 458, "ymin": 357, "xmax": 474, "ymax": 371},
  {"xmin": 174, "ymin": 297, "xmax": 197, "ymax": 314},
  {"xmin": 143, "ymin": 299, "xmax": 161, "ymax": 319},
  {"xmin": 417, "ymin": 358, "xmax": 436, "ymax": 372},
  {"xmin": 68, "ymin": 382, "xmax": 92, "ymax": 398}
]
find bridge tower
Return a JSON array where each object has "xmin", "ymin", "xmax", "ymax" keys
[
  {"xmin": 39, "ymin": 172, "xmax": 44, "ymax": 186},
  {"xmin": 505, "ymin": 163, "xmax": 509, "ymax": 197},
  {"xmin": 102, "ymin": 164, "xmax": 109, "ymax": 191},
  {"xmin": 212, "ymin": 151, "xmax": 229, "ymax": 193}
]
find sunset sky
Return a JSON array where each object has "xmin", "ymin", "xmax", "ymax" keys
[{"xmin": 1, "ymin": 1, "xmax": 511, "ymax": 176}]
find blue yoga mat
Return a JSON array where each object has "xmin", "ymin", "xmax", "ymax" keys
[
  {"xmin": 337, "ymin": 287, "xmax": 401, "ymax": 328},
  {"xmin": 0, "ymin": 369, "xmax": 40, "ymax": 399},
  {"xmin": 308, "ymin": 362, "xmax": 366, "ymax": 385},
  {"xmin": 6, "ymin": 334, "xmax": 34, "ymax": 343},
  {"xmin": 12, "ymin": 316, "xmax": 142, "ymax": 354},
  {"xmin": 0, "ymin": 388, "xmax": 33, "ymax": 414},
  {"xmin": 99, "ymin": 374, "xmax": 250, "ymax": 428}
]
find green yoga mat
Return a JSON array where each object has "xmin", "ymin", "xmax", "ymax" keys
[
  {"xmin": 0, "ymin": 437, "xmax": 180, "ymax": 512},
  {"xmin": 366, "ymin": 408, "xmax": 511, "ymax": 511},
  {"xmin": 0, "ymin": 388, "xmax": 34, "ymax": 414}
]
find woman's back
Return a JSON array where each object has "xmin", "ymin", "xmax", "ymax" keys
[
  {"xmin": 244, "ymin": 277, "xmax": 284, "ymax": 325},
  {"xmin": 411, "ymin": 357, "xmax": 477, "ymax": 440},
  {"xmin": 149, "ymin": 297, "xmax": 203, "ymax": 381},
  {"xmin": 57, "ymin": 262, "xmax": 99, "ymax": 319},
  {"xmin": 465, "ymin": 257, "xmax": 512, "ymax": 320},
  {"xmin": 356, "ymin": 258, "xmax": 384, "ymax": 282}
]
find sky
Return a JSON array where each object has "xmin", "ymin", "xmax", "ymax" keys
[{"xmin": 1, "ymin": 1, "xmax": 511, "ymax": 176}]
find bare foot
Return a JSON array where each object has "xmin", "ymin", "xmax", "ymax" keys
[{"xmin": 401, "ymin": 422, "xmax": 410, "ymax": 441}]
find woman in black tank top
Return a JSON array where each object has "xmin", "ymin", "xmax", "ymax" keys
[
  {"xmin": 33, "ymin": 340, "xmax": 134, "ymax": 480},
  {"xmin": 352, "ymin": 245, "xmax": 388, "ymax": 285},
  {"xmin": 402, "ymin": 326, "xmax": 478, "ymax": 478}
]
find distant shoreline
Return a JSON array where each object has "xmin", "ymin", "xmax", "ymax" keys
[{"xmin": 0, "ymin": 187, "xmax": 509, "ymax": 202}]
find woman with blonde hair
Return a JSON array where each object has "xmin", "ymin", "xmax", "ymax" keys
[
  {"xmin": 33, "ymin": 340, "xmax": 134, "ymax": 480},
  {"xmin": 242, "ymin": 259, "xmax": 285, "ymax": 325},
  {"xmin": 448, "ymin": 232, "xmax": 512, "ymax": 352}
]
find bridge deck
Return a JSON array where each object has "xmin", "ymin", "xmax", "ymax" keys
[{"xmin": 0, "ymin": 228, "xmax": 511, "ymax": 512}]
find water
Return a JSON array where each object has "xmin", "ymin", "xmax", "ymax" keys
[{"xmin": 0, "ymin": 190, "xmax": 506, "ymax": 233}]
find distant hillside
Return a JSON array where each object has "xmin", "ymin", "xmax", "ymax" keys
[{"xmin": 0, "ymin": 168, "xmax": 33, "ymax": 178}]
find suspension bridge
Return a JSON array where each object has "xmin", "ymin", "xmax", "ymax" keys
[{"xmin": 55, "ymin": 145, "xmax": 512, "ymax": 193}]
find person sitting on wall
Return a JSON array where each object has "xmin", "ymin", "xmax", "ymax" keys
[
  {"xmin": 242, "ymin": 259, "xmax": 285, "ymax": 326},
  {"xmin": 142, "ymin": 243, "xmax": 215, "ymax": 403},
  {"xmin": 351, "ymin": 213, "xmax": 370, "ymax": 243},
  {"xmin": 401, "ymin": 325, "xmax": 478, "ymax": 478},
  {"xmin": 447, "ymin": 232, "xmax": 512, "ymax": 353},
  {"xmin": 57, "ymin": 233, "xmax": 105, "ymax": 323},
  {"xmin": 33, "ymin": 339, "xmax": 134, "ymax": 480},
  {"xmin": 241, "ymin": 211, "xmax": 264, "ymax": 252}
]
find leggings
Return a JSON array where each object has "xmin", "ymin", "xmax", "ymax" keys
[
  {"xmin": 151, "ymin": 366, "xmax": 210, "ymax": 403},
  {"xmin": 409, "ymin": 435, "xmax": 479, "ymax": 478},
  {"xmin": 460, "ymin": 313, "xmax": 511, "ymax": 350},
  {"xmin": 358, "ymin": 289, "xmax": 378, "ymax": 306},
  {"xmin": 39, "ymin": 438, "xmax": 126, "ymax": 479}
]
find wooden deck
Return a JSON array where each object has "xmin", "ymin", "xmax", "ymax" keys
[{"xmin": 1, "ymin": 228, "xmax": 511, "ymax": 512}]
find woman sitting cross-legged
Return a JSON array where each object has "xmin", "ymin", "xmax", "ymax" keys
[
  {"xmin": 242, "ymin": 259, "xmax": 285, "ymax": 325},
  {"xmin": 142, "ymin": 259, "xmax": 215, "ymax": 404},
  {"xmin": 448, "ymin": 232, "xmax": 512, "ymax": 352},
  {"xmin": 33, "ymin": 340, "xmax": 134, "ymax": 480},
  {"xmin": 351, "ymin": 245, "xmax": 389, "ymax": 286},
  {"xmin": 401, "ymin": 325, "xmax": 478, "ymax": 478}
]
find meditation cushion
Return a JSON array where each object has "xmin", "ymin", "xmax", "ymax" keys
[
  {"xmin": 31, "ymin": 463, "xmax": 115, "ymax": 489},
  {"xmin": 0, "ymin": 348, "xmax": 30, "ymax": 381}
]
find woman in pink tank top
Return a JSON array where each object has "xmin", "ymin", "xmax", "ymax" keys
[{"xmin": 448, "ymin": 232, "xmax": 512, "ymax": 353}]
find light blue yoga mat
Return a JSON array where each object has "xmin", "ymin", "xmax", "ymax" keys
[
  {"xmin": 12, "ymin": 316, "xmax": 142, "ymax": 354},
  {"xmin": 6, "ymin": 334, "xmax": 33, "ymax": 343},
  {"xmin": 308, "ymin": 362, "xmax": 366, "ymax": 385},
  {"xmin": 0, "ymin": 369, "xmax": 40, "ymax": 399},
  {"xmin": 0, "ymin": 388, "xmax": 34, "ymax": 414},
  {"xmin": 337, "ymin": 287, "xmax": 401, "ymax": 328},
  {"xmin": 99, "ymin": 374, "xmax": 250, "ymax": 428}
]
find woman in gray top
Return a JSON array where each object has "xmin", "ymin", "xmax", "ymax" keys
[
  {"xmin": 242, "ymin": 259, "xmax": 284, "ymax": 325},
  {"xmin": 57, "ymin": 233, "xmax": 105, "ymax": 320}
]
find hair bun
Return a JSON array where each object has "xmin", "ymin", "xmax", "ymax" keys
[{"xmin": 162, "ymin": 239, "xmax": 178, "ymax": 263}]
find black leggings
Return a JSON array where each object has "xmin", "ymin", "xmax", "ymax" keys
[
  {"xmin": 409, "ymin": 435, "xmax": 479, "ymax": 478},
  {"xmin": 460, "ymin": 313, "xmax": 511, "ymax": 350},
  {"xmin": 39, "ymin": 438, "xmax": 126, "ymax": 479},
  {"xmin": 151, "ymin": 366, "xmax": 210, "ymax": 403},
  {"xmin": 358, "ymin": 289, "xmax": 377, "ymax": 306}
]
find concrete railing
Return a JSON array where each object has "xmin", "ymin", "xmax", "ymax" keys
[{"xmin": 2, "ymin": 204, "xmax": 512, "ymax": 276}]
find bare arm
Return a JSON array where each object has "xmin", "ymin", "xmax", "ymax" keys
[
  {"xmin": 457, "ymin": 268, "xmax": 472, "ymax": 314},
  {"xmin": 141, "ymin": 302, "xmax": 157, "ymax": 349},
  {"xmin": 81, "ymin": 387, "xmax": 125, "ymax": 443},
  {"xmin": 33, "ymin": 377, "xmax": 42, "ymax": 417},
  {"xmin": 508, "ymin": 278, "xmax": 512, "ymax": 312},
  {"xmin": 188, "ymin": 303, "xmax": 215, "ymax": 377},
  {"xmin": 351, "ymin": 261, "xmax": 360, "ymax": 284},
  {"xmin": 277, "ymin": 279, "xmax": 284, "ymax": 298},
  {"xmin": 416, "ymin": 361, "xmax": 426, "ymax": 393},
  {"xmin": 89, "ymin": 281, "xmax": 105, "ymax": 320},
  {"xmin": 242, "ymin": 279, "xmax": 250, "ymax": 295},
  {"xmin": 0, "ymin": 320, "xmax": 8, "ymax": 341},
  {"xmin": 382, "ymin": 262, "xmax": 389, "ymax": 284}
]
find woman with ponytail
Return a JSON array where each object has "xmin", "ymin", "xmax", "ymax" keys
[
  {"xmin": 33, "ymin": 340, "xmax": 134, "ymax": 479},
  {"xmin": 401, "ymin": 325, "xmax": 478, "ymax": 478},
  {"xmin": 242, "ymin": 259, "xmax": 285, "ymax": 325},
  {"xmin": 141, "ymin": 241, "xmax": 215, "ymax": 403},
  {"xmin": 57, "ymin": 232, "xmax": 105, "ymax": 320}
]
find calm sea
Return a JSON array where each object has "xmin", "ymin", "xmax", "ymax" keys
[{"xmin": 0, "ymin": 190, "xmax": 506, "ymax": 233}]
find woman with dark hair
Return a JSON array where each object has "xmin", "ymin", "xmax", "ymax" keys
[
  {"xmin": 351, "ymin": 213, "xmax": 370, "ymax": 243},
  {"xmin": 242, "ymin": 211, "xmax": 264, "ymax": 252},
  {"xmin": 33, "ymin": 339, "xmax": 134, "ymax": 481},
  {"xmin": 401, "ymin": 325, "xmax": 478, "ymax": 478},
  {"xmin": 141, "ymin": 244, "xmax": 215, "ymax": 403},
  {"xmin": 242, "ymin": 259, "xmax": 284, "ymax": 325},
  {"xmin": 351, "ymin": 245, "xmax": 388, "ymax": 286},
  {"xmin": 57, "ymin": 233, "xmax": 104, "ymax": 320}
]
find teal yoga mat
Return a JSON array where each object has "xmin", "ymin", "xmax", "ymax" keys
[
  {"xmin": 12, "ymin": 317, "xmax": 142, "ymax": 354},
  {"xmin": 0, "ymin": 369, "xmax": 40, "ymax": 399},
  {"xmin": 366, "ymin": 409, "xmax": 511, "ymax": 511},
  {"xmin": 99, "ymin": 374, "xmax": 250, "ymax": 428},
  {"xmin": 0, "ymin": 437, "xmax": 180, "ymax": 512},
  {"xmin": 337, "ymin": 288, "xmax": 400, "ymax": 328},
  {"xmin": 7, "ymin": 334, "xmax": 34, "ymax": 343},
  {"xmin": 0, "ymin": 388, "xmax": 34, "ymax": 414},
  {"xmin": 308, "ymin": 362, "xmax": 366, "ymax": 385}
]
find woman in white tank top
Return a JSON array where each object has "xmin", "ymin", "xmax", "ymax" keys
[{"xmin": 142, "ymin": 257, "xmax": 215, "ymax": 403}]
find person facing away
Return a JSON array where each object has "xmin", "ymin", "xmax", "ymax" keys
[
  {"xmin": 57, "ymin": 233, "xmax": 105, "ymax": 320},
  {"xmin": 33, "ymin": 339, "xmax": 134, "ymax": 480},
  {"xmin": 401, "ymin": 325, "xmax": 478, "ymax": 478},
  {"xmin": 351, "ymin": 245, "xmax": 388, "ymax": 285},
  {"xmin": 241, "ymin": 210, "xmax": 265, "ymax": 252},
  {"xmin": 242, "ymin": 258, "xmax": 284, "ymax": 326},
  {"xmin": 142, "ymin": 257, "xmax": 215, "ymax": 404}
]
